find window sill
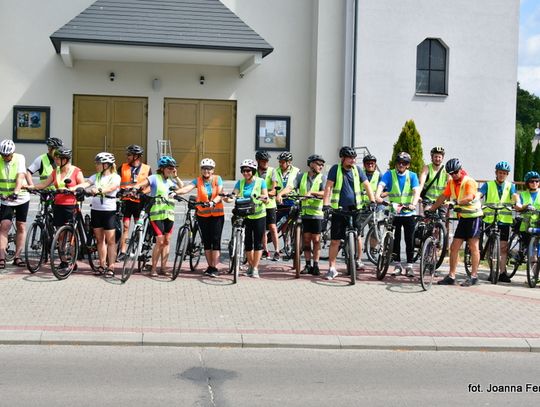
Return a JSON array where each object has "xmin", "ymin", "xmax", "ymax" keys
[{"xmin": 414, "ymin": 92, "xmax": 448, "ymax": 98}]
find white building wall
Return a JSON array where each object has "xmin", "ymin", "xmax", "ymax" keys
[{"xmin": 355, "ymin": 0, "xmax": 520, "ymax": 179}]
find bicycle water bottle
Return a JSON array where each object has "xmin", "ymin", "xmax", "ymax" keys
[
  {"xmin": 528, "ymin": 227, "xmax": 540, "ymax": 235},
  {"xmin": 136, "ymin": 210, "xmax": 145, "ymax": 226}
]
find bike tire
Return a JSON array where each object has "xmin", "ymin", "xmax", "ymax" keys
[
  {"xmin": 433, "ymin": 221, "xmax": 448, "ymax": 269},
  {"xmin": 420, "ymin": 237, "xmax": 436, "ymax": 291},
  {"xmin": 281, "ymin": 227, "xmax": 292, "ymax": 259},
  {"xmin": 506, "ymin": 233, "xmax": 522, "ymax": 279},
  {"xmin": 487, "ymin": 235, "xmax": 500, "ymax": 284},
  {"xmin": 50, "ymin": 225, "xmax": 78, "ymax": 280},
  {"xmin": 85, "ymin": 230, "xmax": 99, "ymax": 273},
  {"xmin": 121, "ymin": 229, "xmax": 142, "ymax": 283},
  {"xmin": 228, "ymin": 231, "xmax": 237, "ymax": 277},
  {"xmin": 364, "ymin": 225, "xmax": 383, "ymax": 265},
  {"xmin": 411, "ymin": 222, "xmax": 424, "ymax": 263},
  {"xmin": 172, "ymin": 227, "xmax": 189, "ymax": 280},
  {"xmin": 347, "ymin": 231, "xmax": 356, "ymax": 285},
  {"xmin": 189, "ymin": 228, "xmax": 203, "ymax": 271},
  {"xmin": 25, "ymin": 222, "xmax": 45, "ymax": 273},
  {"xmin": 319, "ymin": 218, "xmax": 331, "ymax": 260},
  {"xmin": 293, "ymin": 223, "xmax": 302, "ymax": 278},
  {"xmin": 376, "ymin": 232, "xmax": 393, "ymax": 281},
  {"xmin": 526, "ymin": 236, "xmax": 539, "ymax": 288},
  {"xmin": 138, "ymin": 229, "xmax": 153, "ymax": 273},
  {"xmin": 5, "ymin": 221, "xmax": 16, "ymax": 263},
  {"xmin": 463, "ymin": 243, "xmax": 472, "ymax": 277},
  {"xmin": 233, "ymin": 229, "xmax": 243, "ymax": 284}
]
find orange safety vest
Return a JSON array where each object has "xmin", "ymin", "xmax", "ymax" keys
[
  {"xmin": 120, "ymin": 163, "xmax": 150, "ymax": 202},
  {"xmin": 195, "ymin": 176, "xmax": 224, "ymax": 217}
]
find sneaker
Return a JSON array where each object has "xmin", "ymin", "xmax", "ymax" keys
[
  {"xmin": 203, "ymin": 267, "xmax": 213, "ymax": 276},
  {"xmin": 391, "ymin": 264, "xmax": 403, "ymax": 276},
  {"xmin": 437, "ymin": 275, "xmax": 455, "ymax": 285},
  {"xmin": 311, "ymin": 265, "xmax": 320, "ymax": 276},
  {"xmin": 460, "ymin": 277, "xmax": 478, "ymax": 287},
  {"xmin": 301, "ymin": 265, "xmax": 312, "ymax": 274},
  {"xmin": 405, "ymin": 264, "xmax": 414, "ymax": 277},
  {"xmin": 261, "ymin": 250, "xmax": 269, "ymax": 259},
  {"xmin": 272, "ymin": 252, "xmax": 281, "ymax": 262},
  {"xmin": 498, "ymin": 273, "xmax": 512, "ymax": 283},
  {"xmin": 355, "ymin": 261, "xmax": 366, "ymax": 271},
  {"xmin": 208, "ymin": 267, "xmax": 219, "ymax": 278},
  {"xmin": 252, "ymin": 268, "xmax": 260, "ymax": 278},
  {"xmin": 244, "ymin": 266, "xmax": 253, "ymax": 277},
  {"xmin": 117, "ymin": 252, "xmax": 126, "ymax": 262},
  {"xmin": 324, "ymin": 268, "xmax": 338, "ymax": 280}
]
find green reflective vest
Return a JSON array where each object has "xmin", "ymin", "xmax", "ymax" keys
[
  {"xmin": 361, "ymin": 170, "xmax": 379, "ymax": 206},
  {"xmin": 299, "ymin": 172, "xmax": 323, "ymax": 219},
  {"xmin": 449, "ymin": 175, "xmax": 483, "ymax": 218},
  {"xmin": 388, "ymin": 170, "xmax": 413, "ymax": 205},
  {"xmin": 519, "ymin": 190, "xmax": 540, "ymax": 232},
  {"xmin": 39, "ymin": 153, "xmax": 54, "ymax": 180},
  {"xmin": 275, "ymin": 166, "xmax": 300, "ymax": 192},
  {"xmin": 149, "ymin": 175, "xmax": 175, "ymax": 221},
  {"xmin": 0, "ymin": 155, "xmax": 23, "ymax": 197},
  {"xmin": 483, "ymin": 181, "xmax": 513, "ymax": 225},
  {"xmin": 424, "ymin": 164, "xmax": 447, "ymax": 201},
  {"xmin": 257, "ymin": 167, "xmax": 276, "ymax": 210},
  {"xmin": 239, "ymin": 177, "xmax": 266, "ymax": 220},
  {"xmin": 330, "ymin": 165, "xmax": 362, "ymax": 209}
]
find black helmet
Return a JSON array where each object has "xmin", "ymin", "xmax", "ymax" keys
[
  {"xmin": 307, "ymin": 154, "xmax": 325, "ymax": 166},
  {"xmin": 255, "ymin": 150, "xmax": 271, "ymax": 161},
  {"xmin": 363, "ymin": 154, "xmax": 377, "ymax": 163},
  {"xmin": 430, "ymin": 146, "xmax": 445, "ymax": 155},
  {"xmin": 277, "ymin": 151, "xmax": 293, "ymax": 162},
  {"xmin": 126, "ymin": 144, "xmax": 144, "ymax": 155},
  {"xmin": 396, "ymin": 152, "xmax": 411, "ymax": 163},
  {"xmin": 46, "ymin": 137, "xmax": 63, "ymax": 148},
  {"xmin": 54, "ymin": 147, "xmax": 72, "ymax": 159},
  {"xmin": 339, "ymin": 146, "xmax": 357, "ymax": 158},
  {"xmin": 445, "ymin": 158, "xmax": 462, "ymax": 174}
]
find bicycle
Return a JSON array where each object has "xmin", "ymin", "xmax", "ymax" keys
[
  {"xmin": 171, "ymin": 195, "xmax": 205, "ymax": 280},
  {"xmin": 417, "ymin": 210, "xmax": 448, "ymax": 290},
  {"xmin": 412, "ymin": 206, "xmax": 448, "ymax": 269},
  {"xmin": 361, "ymin": 206, "xmax": 386, "ymax": 265},
  {"xmin": 375, "ymin": 202, "xmax": 400, "ymax": 281},
  {"xmin": 0, "ymin": 194, "xmax": 21, "ymax": 264},
  {"xmin": 505, "ymin": 215, "xmax": 529, "ymax": 279}
]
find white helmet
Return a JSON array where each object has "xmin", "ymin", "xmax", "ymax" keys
[
  {"xmin": 0, "ymin": 140, "xmax": 15, "ymax": 155},
  {"xmin": 240, "ymin": 159, "xmax": 257, "ymax": 170},
  {"xmin": 200, "ymin": 158, "xmax": 215, "ymax": 168},
  {"xmin": 95, "ymin": 152, "xmax": 115, "ymax": 164}
]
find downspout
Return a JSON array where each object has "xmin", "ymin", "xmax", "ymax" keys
[{"xmin": 350, "ymin": 0, "xmax": 358, "ymax": 148}]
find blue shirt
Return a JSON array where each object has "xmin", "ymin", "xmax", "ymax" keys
[
  {"xmin": 379, "ymin": 169, "xmax": 420, "ymax": 216},
  {"xmin": 234, "ymin": 178, "xmax": 268, "ymax": 199},
  {"xmin": 191, "ymin": 176, "xmax": 223, "ymax": 200},
  {"xmin": 148, "ymin": 174, "xmax": 178, "ymax": 197},
  {"xmin": 479, "ymin": 181, "xmax": 517, "ymax": 199},
  {"xmin": 327, "ymin": 165, "xmax": 368, "ymax": 208}
]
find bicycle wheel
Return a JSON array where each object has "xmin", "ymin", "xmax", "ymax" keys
[
  {"xmin": 432, "ymin": 221, "xmax": 448, "ymax": 269},
  {"xmin": 319, "ymin": 218, "xmax": 331, "ymax": 260},
  {"xmin": 232, "ymin": 229, "xmax": 243, "ymax": 284},
  {"xmin": 526, "ymin": 236, "xmax": 540, "ymax": 288},
  {"xmin": 376, "ymin": 232, "xmax": 393, "ymax": 280},
  {"xmin": 506, "ymin": 232, "xmax": 523, "ymax": 279},
  {"xmin": 50, "ymin": 225, "xmax": 78, "ymax": 280},
  {"xmin": 172, "ymin": 227, "xmax": 189, "ymax": 280},
  {"xmin": 463, "ymin": 242, "xmax": 472, "ymax": 277},
  {"xmin": 411, "ymin": 222, "xmax": 424, "ymax": 263},
  {"xmin": 281, "ymin": 226, "xmax": 292, "ymax": 259},
  {"xmin": 25, "ymin": 222, "xmax": 45, "ymax": 273},
  {"xmin": 293, "ymin": 223, "xmax": 302, "ymax": 278},
  {"xmin": 364, "ymin": 224, "xmax": 383, "ymax": 265},
  {"xmin": 121, "ymin": 229, "xmax": 142, "ymax": 283},
  {"xmin": 420, "ymin": 237, "xmax": 436, "ymax": 291},
  {"xmin": 346, "ymin": 231, "xmax": 356, "ymax": 285},
  {"xmin": 487, "ymin": 235, "xmax": 500, "ymax": 284},
  {"xmin": 228, "ymin": 230, "xmax": 237, "ymax": 276},
  {"xmin": 189, "ymin": 228, "xmax": 203, "ymax": 271},
  {"xmin": 85, "ymin": 230, "xmax": 99, "ymax": 273},
  {"xmin": 138, "ymin": 230, "xmax": 153, "ymax": 273}
]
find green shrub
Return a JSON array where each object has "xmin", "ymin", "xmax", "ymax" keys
[{"xmin": 388, "ymin": 119, "xmax": 425, "ymax": 174}]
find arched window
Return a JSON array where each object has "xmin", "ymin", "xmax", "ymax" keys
[{"xmin": 416, "ymin": 38, "xmax": 447, "ymax": 95}]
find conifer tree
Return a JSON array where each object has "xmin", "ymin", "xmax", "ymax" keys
[{"xmin": 389, "ymin": 120, "xmax": 424, "ymax": 174}]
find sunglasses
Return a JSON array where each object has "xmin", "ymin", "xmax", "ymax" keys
[
  {"xmin": 241, "ymin": 168, "xmax": 253, "ymax": 173},
  {"xmin": 313, "ymin": 162, "xmax": 324, "ymax": 166},
  {"xmin": 448, "ymin": 171, "xmax": 460, "ymax": 176},
  {"xmin": 528, "ymin": 180, "xmax": 540, "ymax": 183},
  {"xmin": 201, "ymin": 166, "xmax": 213, "ymax": 171},
  {"xmin": 397, "ymin": 161, "xmax": 409, "ymax": 166}
]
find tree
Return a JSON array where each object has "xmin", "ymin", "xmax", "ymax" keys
[
  {"xmin": 515, "ymin": 83, "xmax": 540, "ymax": 182},
  {"xmin": 388, "ymin": 119, "xmax": 424, "ymax": 174}
]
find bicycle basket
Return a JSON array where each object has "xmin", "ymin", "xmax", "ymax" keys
[{"xmin": 233, "ymin": 198, "xmax": 255, "ymax": 216}]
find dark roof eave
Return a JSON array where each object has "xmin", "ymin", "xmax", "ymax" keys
[{"xmin": 50, "ymin": 36, "xmax": 273, "ymax": 58}]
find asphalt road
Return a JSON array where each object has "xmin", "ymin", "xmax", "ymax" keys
[{"xmin": 1, "ymin": 346, "xmax": 539, "ymax": 407}]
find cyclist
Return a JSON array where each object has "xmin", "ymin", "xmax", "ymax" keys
[
  {"xmin": 375, "ymin": 152, "xmax": 421, "ymax": 277},
  {"xmin": 419, "ymin": 146, "xmax": 448, "ymax": 215},
  {"xmin": 274, "ymin": 151, "xmax": 300, "ymax": 260},
  {"xmin": 0, "ymin": 140, "xmax": 30, "ymax": 269},
  {"xmin": 117, "ymin": 144, "xmax": 152, "ymax": 261},
  {"xmin": 322, "ymin": 146, "xmax": 376, "ymax": 280},
  {"xmin": 26, "ymin": 137, "xmax": 63, "ymax": 189},
  {"xmin": 280, "ymin": 154, "xmax": 327, "ymax": 276},
  {"xmin": 135, "ymin": 156, "xmax": 183, "ymax": 277},
  {"xmin": 361, "ymin": 154, "xmax": 381, "ymax": 205},
  {"xmin": 428, "ymin": 158, "xmax": 483, "ymax": 286},
  {"xmin": 478, "ymin": 161, "xmax": 518, "ymax": 283},
  {"xmin": 176, "ymin": 158, "xmax": 224, "ymax": 278},
  {"xmin": 28, "ymin": 147, "xmax": 85, "ymax": 227},
  {"xmin": 515, "ymin": 171, "xmax": 540, "ymax": 248},
  {"xmin": 255, "ymin": 150, "xmax": 280, "ymax": 260},
  {"xmin": 223, "ymin": 159, "xmax": 268, "ymax": 278}
]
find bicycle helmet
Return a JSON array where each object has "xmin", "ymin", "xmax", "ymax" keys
[
  {"xmin": 200, "ymin": 158, "xmax": 215, "ymax": 168},
  {"xmin": 54, "ymin": 147, "xmax": 72, "ymax": 159},
  {"xmin": 396, "ymin": 152, "xmax": 411, "ymax": 163},
  {"xmin": 430, "ymin": 146, "xmax": 445, "ymax": 155},
  {"xmin": 255, "ymin": 150, "xmax": 271, "ymax": 161},
  {"xmin": 445, "ymin": 158, "xmax": 462, "ymax": 174},
  {"xmin": 277, "ymin": 151, "xmax": 293, "ymax": 162},
  {"xmin": 157, "ymin": 155, "xmax": 177, "ymax": 168},
  {"xmin": 495, "ymin": 161, "xmax": 511, "ymax": 172},
  {"xmin": 524, "ymin": 171, "xmax": 540, "ymax": 183},
  {"xmin": 307, "ymin": 154, "xmax": 325, "ymax": 166},
  {"xmin": 95, "ymin": 152, "xmax": 115, "ymax": 164},
  {"xmin": 240, "ymin": 158, "xmax": 257, "ymax": 170},
  {"xmin": 363, "ymin": 154, "xmax": 377, "ymax": 163},
  {"xmin": 45, "ymin": 137, "xmax": 63, "ymax": 148},
  {"xmin": 126, "ymin": 144, "xmax": 144, "ymax": 156},
  {"xmin": 0, "ymin": 140, "xmax": 15, "ymax": 155},
  {"xmin": 339, "ymin": 146, "xmax": 357, "ymax": 158}
]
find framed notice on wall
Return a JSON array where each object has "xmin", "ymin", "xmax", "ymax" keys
[
  {"xmin": 255, "ymin": 115, "xmax": 290, "ymax": 151},
  {"xmin": 12, "ymin": 105, "xmax": 50, "ymax": 143}
]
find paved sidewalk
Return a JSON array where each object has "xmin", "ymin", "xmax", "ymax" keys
[{"xmin": 0, "ymin": 256, "xmax": 539, "ymax": 352}]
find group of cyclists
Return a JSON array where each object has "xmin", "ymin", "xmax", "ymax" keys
[{"xmin": 0, "ymin": 136, "xmax": 539, "ymax": 287}]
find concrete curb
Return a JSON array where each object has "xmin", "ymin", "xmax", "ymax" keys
[{"xmin": 0, "ymin": 331, "xmax": 538, "ymax": 352}]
